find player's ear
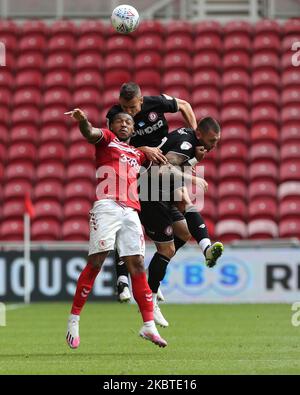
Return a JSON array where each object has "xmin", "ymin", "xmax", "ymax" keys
[{"xmin": 139, "ymin": 96, "xmax": 144, "ymax": 105}]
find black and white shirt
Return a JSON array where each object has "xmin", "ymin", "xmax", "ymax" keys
[{"xmin": 161, "ymin": 127, "xmax": 200, "ymax": 162}]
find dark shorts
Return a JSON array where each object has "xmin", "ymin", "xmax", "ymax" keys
[{"xmin": 139, "ymin": 200, "xmax": 185, "ymax": 243}]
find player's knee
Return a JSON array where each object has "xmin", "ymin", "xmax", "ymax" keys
[
  {"xmin": 88, "ymin": 253, "xmax": 106, "ymax": 269},
  {"xmin": 132, "ymin": 256, "xmax": 145, "ymax": 275},
  {"xmin": 156, "ymin": 243, "xmax": 175, "ymax": 259}
]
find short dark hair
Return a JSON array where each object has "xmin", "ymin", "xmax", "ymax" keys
[
  {"xmin": 109, "ymin": 112, "xmax": 134, "ymax": 128},
  {"xmin": 119, "ymin": 82, "xmax": 141, "ymax": 101},
  {"xmin": 197, "ymin": 117, "xmax": 220, "ymax": 134}
]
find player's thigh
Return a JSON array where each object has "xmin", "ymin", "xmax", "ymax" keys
[
  {"xmin": 88, "ymin": 200, "xmax": 122, "ymax": 256},
  {"xmin": 117, "ymin": 208, "xmax": 145, "ymax": 258},
  {"xmin": 172, "ymin": 218, "xmax": 191, "ymax": 242},
  {"xmin": 139, "ymin": 200, "xmax": 174, "ymax": 243}
]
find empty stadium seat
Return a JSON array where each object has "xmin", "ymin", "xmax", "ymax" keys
[
  {"xmin": 215, "ymin": 219, "xmax": 248, "ymax": 242},
  {"xmin": 279, "ymin": 219, "xmax": 300, "ymax": 238},
  {"xmin": 45, "ymin": 52, "xmax": 73, "ymax": 71},
  {"xmin": 34, "ymin": 200, "xmax": 63, "ymax": 222},
  {"xmin": 219, "ymin": 141, "xmax": 248, "ymax": 162},
  {"xmin": 135, "ymin": 35, "xmax": 163, "ymax": 53},
  {"xmin": 16, "ymin": 52, "xmax": 44, "ymax": 71},
  {"xmin": 0, "ymin": 220, "xmax": 24, "ymax": 241},
  {"xmin": 192, "ymin": 51, "xmax": 221, "ymax": 71},
  {"xmin": 280, "ymin": 161, "xmax": 300, "ymax": 182},
  {"xmin": 278, "ymin": 181, "xmax": 300, "ymax": 201},
  {"xmin": 4, "ymin": 180, "xmax": 32, "ymax": 201},
  {"xmin": 39, "ymin": 125, "xmax": 68, "ymax": 145},
  {"xmin": 8, "ymin": 142, "xmax": 37, "ymax": 164},
  {"xmin": 34, "ymin": 180, "xmax": 64, "ymax": 203},
  {"xmin": 194, "ymin": 35, "xmax": 222, "ymax": 52},
  {"xmin": 281, "ymin": 122, "xmax": 300, "ymax": 143},
  {"xmin": 44, "ymin": 70, "xmax": 72, "ymax": 90},
  {"xmin": 5, "ymin": 162, "xmax": 35, "ymax": 183},
  {"xmin": 77, "ymin": 34, "xmax": 105, "ymax": 54},
  {"xmin": 218, "ymin": 197, "xmax": 247, "ymax": 220},
  {"xmin": 279, "ymin": 198, "xmax": 300, "ymax": 220},
  {"xmin": 104, "ymin": 52, "xmax": 133, "ymax": 71},
  {"xmin": 64, "ymin": 180, "xmax": 95, "ymax": 203},
  {"xmin": 106, "ymin": 35, "xmax": 134, "ymax": 53},
  {"xmin": 249, "ymin": 142, "xmax": 279, "ymax": 163},
  {"xmin": 249, "ymin": 197, "xmax": 277, "ymax": 220},
  {"xmin": 163, "ymin": 52, "xmax": 192, "ymax": 71},
  {"xmin": 251, "ymin": 87, "xmax": 279, "ymax": 106},
  {"xmin": 62, "ymin": 219, "xmax": 89, "ymax": 241},
  {"xmin": 249, "ymin": 160, "xmax": 278, "ymax": 182},
  {"xmin": 2, "ymin": 200, "xmax": 26, "ymax": 220},
  {"xmin": 36, "ymin": 162, "xmax": 65, "ymax": 183},
  {"xmin": 192, "ymin": 87, "xmax": 220, "ymax": 106},
  {"xmin": 193, "ymin": 70, "xmax": 221, "ymax": 87},
  {"xmin": 104, "ymin": 70, "xmax": 131, "ymax": 88},
  {"xmin": 218, "ymin": 180, "xmax": 247, "ymax": 201},
  {"xmin": 221, "ymin": 123, "xmax": 249, "ymax": 143},
  {"xmin": 63, "ymin": 200, "xmax": 91, "ymax": 220},
  {"xmin": 218, "ymin": 161, "xmax": 247, "ymax": 182},
  {"xmin": 74, "ymin": 53, "xmax": 103, "ymax": 72},
  {"xmin": 66, "ymin": 161, "xmax": 95, "ymax": 183},
  {"xmin": 31, "ymin": 219, "xmax": 61, "ymax": 241},
  {"xmin": 249, "ymin": 180, "xmax": 277, "ymax": 200},
  {"xmin": 248, "ymin": 219, "xmax": 278, "ymax": 239},
  {"xmin": 251, "ymin": 122, "xmax": 279, "ymax": 142},
  {"xmin": 222, "ymin": 87, "xmax": 249, "ymax": 106},
  {"xmin": 38, "ymin": 142, "xmax": 67, "ymax": 163},
  {"xmin": 74, "ymin": 70, "xmax": 103, "ymax": 90},
  {"xmin": 73, "ymin": 88, "xmax": 102, "ymax": 108},
  {"xmin": 13, "ymin": 87, "xmax": 42, "ymax": 107}
]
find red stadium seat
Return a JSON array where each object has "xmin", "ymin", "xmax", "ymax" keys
[
  {"xmin": 39, "ymin": 124, "xmax": 68, "ymax": 145},
  {"xmin": 192, "ymin": 87, "xmax": 220, "ymax": 106},
  {"xmin": 281, "ymin": 52, "xmax": 295, "ymax": 70},
  {"xmin": 5, "ymin": 162, "xmax": 35, "ymax": 182},
  {"xmin": 50, "ymin": 20, "xmax": 76, "ymax": 36},
  {"xmin": 249, "ymin": 197, "xmax": 277, "ymax": 221},
  {"xmin": 255, "ymin": 19, "xmax": 281, "ymax": 34},
  {"xmin": 218, "ymin": 197, "xmax": 247, "ymax": 220},
  {"xmin": 162, "ymin": 70, "xmax": 191, "ymax": 90},
  {"xmin": 18, "ymin": 35, "xmax": 47, "ymax": 52},
  {"xmin": 66, "ymin": 161, "xmax": 95, "ymax": 183},
  {"xmin": 21, "ymin": 20, "xmax": 47, "ymax": 36},
  {"xmin": 45, "ymin": 52, "xmax": 73, "ymax": 71},
  {"xmin": 34, "ymin": 180, "xmax": 64, "ymax": 203},
  {"xmin": 221, "ymin": 104, "xmax": 249, "ymax": 124},
  {"xmin": 218, "ymin": 161, "xmax": 247, "ymax": 182},
  {"xmin": 104, "ymin": 52, "xmax": 133, "ymax": 71},
  {"xmin": 0, "ymin": 107, "xmax": 9, "ymax": 126},
  {"xmin": 218, "ymin": 180, "xmax": 247, "ymax": 201},
  {"xmin": 134, "ymin": 51, "xmax": 162, "ymax": 71},
  {"xmin": 194, "ymin": 35, "xmax": 222, "ymax": 52},
  {"xmin": 283, "ymin": 18, "xmax": 300, "ymax": 35},
  {"xmin": 68, "ymin": 142, "xmax": 95, "ymax": 164},
  {"xmin": 3, "ymin": 180, "xmax": 32, "ymax": 201},
  {"xmin": 281, "ymin": 105, "xmax": 300, "ymax": 123},
  {"xmin": 0, "ymin": 220, "xmax": 24, "ymax": 241},
  {"xmin": 135, "ymin": 70, "xmax": 160, "ymax": 89},
  {"xmin": 194, "ymin": 105, "xmax": 219, "ymax": 120},
  {"xmin": 11, "ymin": 105, "xmax": 39, "ymax": 126},
  {"xmin": 252, "ymin": 69, "xmax": 280, "ymax": 88},
  {"xmin": 31, "ymin": 219, "xmax": 61, "ymax": 241},
  {"xmin": 62, "ymin": 219, "xmax": 89, "ymax": 241},
  {"xmin": 36, "ymin": 162, "xmax": 65, "ymax": 183},
  {"xmin": 279, "ymin": 198, "xmax": 300, "ymax": 220},
  {"xmin": 222, "ymin": 87, "xmax": 249, "ymax": 106},
  {"xmin": 163, "ymin": 87, "xmax": 190, "ymax": 102},
  {"xmin": 196, "ymin": 160, "xmax": 217, "ymax": 182},
  {"xmin": 219, "ymin": 141, "xmax": 248, "ymax": 162},
  {"xmin": 282, "ymin": 70, "xmax": 300, "ymax": 88},
  {"xmin": 102, "ymin": 88, "xmax": 120, "ymax": 109},
  {"xmin": 8, "ymin": 142, "xmax": 37, "ymax": 164},
  {"xmin": 135, "ymin": 34, "xmax": 163, "ymax": 53},
  {"xmin": 251, "ymin": 104, "xmax": 279, "ymax": 124},
  {"xmin": 137, "ymin": 20, "xmax": 164, "ymax": 36},
  {"xmin": 192, "ymin": 51, "xmax": 221, "ymax": 71},
  {"xmin": 282, "ymin": 34, "xmax": 300, "ymax": 53},
  {"xmin": 165, "ymin": 21, "xmax": 193, "ymax": 36},
  {"xmin": 64, "ymin": 200, "xmax": 91, "ymax": 220},
  {"xmin": 223, "ymin": 51, "xmax": 250, "ymax": 70},
  {"xmin": 104, "ymin": 70, "xmax": 131, "ymax": 88},
  {"xmin": 224, "ymin": 34, "xmax": 251, "ymax": 52},
  {"xmin": 73, "ymin": 88, "xmax": 102, "ymax": 108},
  {"xmin": 279, "ymin": 165, "xmax": 299, "ymax": 188},
  {"xmin": 248, "ymin": 219, "xmax": 278, "ymax": 239},
  {"xmin": 215, "ymin": 219, "xmax": 247, "ymax": 242},
  {"xmin": 253, "ymin": 34, "xmax": 281, "ymax": 53},
  {"xmin": 0, "ymin": 87, "xmax": 11, "ymax": 108},
  {"xmin": 249, "ymin": 160, "xmax": 278, "ymax": 182},
  {"xmin": 281, "ymin": 142, "xmax": 300, "ymax": 163},
  {"xmin": 251, "ymin": 87, "xmax": 279, "ymax": 106},
  {"xmin": 251, "ymin": 122, "xmax": 279, "ymax": 142},
  {"xmin": 0, "ymin": 125, "xmax": 8, "ymax": 145},
  {"xmin": 106, "ymin": 35, "xmax": 134, "ymax": 53},
  {"xmin": 16, "ymin": 52, "xmax": 44, "ymax": 71},
  {"xmin": 0, "ymin": 20, "xmax": 17, "ymax": 35},
  {"xmin": 252, "ymin": 52, "xmax": 279, "ymax": 70},
  {"xmin": 249, "ymin": 180, "xmax": 277, "ymax": 200},
  {"xmin": 222, "ymin": 69, "xmax": 250, "ymax": 89},
  {"xmin": 74, "ymin": 70, "xmax": 103, "ymax": 90},
  {"xmin": 0, "ymin": 70, "xmax": 13, "ymax": 89},
  {"xmin": 76, "ymin": 105, "xmax": 99, "ymax": 125},
  {"xmin": 163, "ymin": 52, "xmax": 192, "ymax": 71},
  {"xmin": 41, "ymin": 105, "xmax": 69, "ymax": 126},
  {"xmin": 38, "ymin": 142, "xmax": 67, "ymax": 163},
  {"xmin": 193, "ymin": 70, "xmax": 221, "ymax": 88},
  {"xmin": 48, "ymin": 35, "xmax": 76, "ymax": 53},
  {"xmin": 281, "ymin": 122, "xmax": 300, "ymax": 143},
  {"xmin": 221, "ymin": 123, "xmax": 249, "ymax": 144},
  {"xmin": 279, "ymin": 219, "xmax": 300, "ymax": 238},
  {"xmin": 281, "ymin": 88, "xmax": 300, "ymax": 106},
  {"xmin": 44, "ymin": 70, "xmax": 72, "ymax": 90},
  {"xmin": 34, "ymin": 200, "xmax": 63, "ymax": 222},
  {"xmin": 165, "ymin": 35, "xmax": 193, "ymax": 53},
  {"xmin": 64, "ymin": 180, "xmax": 95, "ymax": 203},
  {"xmin": 195, "ymin": 20, "xmax": 222, "ymax": 35},
  {"xmin": 224, "ymin": 20, "xmax": 252, "ymax": 35},
  {"xmin": 278, "ymin": 181, "xmax": 300, "ymax": 201},
  {"xmin": 2, "ymin": 200, "xmax": 26, "ymax": 220},
  {"xmin": 78, "ymin": 20, "xmax": 104, "ymax": 36},
  {"xmin": 249, "ymin": 142, "xmax": 279, "ymax": 163},
  {"xmin": 74, "ymin": 53, "xmax": 103, "ymax": 72},
  {"xmin": 13, "ymin": 87, "xmax": 41, "ymax": 107},
  {"xmin": 77, "ymin": 34, "xmax": 105, "ymax": 54},
  {"xmin": 15, "ymin": 70, "xmax": 43, "ymax": 89},
  {"xmin": 43, "ymin": 88, "xmax": 72, "ymax": 107}
]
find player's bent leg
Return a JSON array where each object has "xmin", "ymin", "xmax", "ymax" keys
[{"xmin": 66, "ymin": 251, "xmax": 108, "ymax": 349}]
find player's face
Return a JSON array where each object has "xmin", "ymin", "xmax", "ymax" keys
[
  {"xmin": 119, "ymin": 96, "xmax": 143, "ymax": 117},
  {"xmin": 196, "ymin": 129, "xmax": 220, "ymax": 152},
  {"xmin": 111, "ymin": 114, "xmax": 134, "ymax": 142}
]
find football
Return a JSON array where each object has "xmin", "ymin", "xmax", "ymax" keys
[{"xmin": 111, "ymin": 4, "xmax": 140, "ymax": 34}]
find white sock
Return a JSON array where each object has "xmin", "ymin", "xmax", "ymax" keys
[
  {"xmin": 152, "ymin": 293, "xmax": 157, "ymax": 305},
  {"xmin": 117, "ymin": 275, "xmax": 129, "ymax": 286},
  {"xmin": 69, "ymin": 314, "xmax": 80, "ymax": 321},
  {"xmin": 199, "ymin": 238, "xmax": 211, "ymax": 256},
  {"xmin": 143, "ymin": 320, "xmax": 158, "ymax": 334}
]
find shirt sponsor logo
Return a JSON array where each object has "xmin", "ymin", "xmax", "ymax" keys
[
  {"xmin": 180, "ymin": 141, "xmax": 192, "ymax": 150},
  {"xmin": 134, "ymin": 120, "xmax": 164, "ymax": 136}
]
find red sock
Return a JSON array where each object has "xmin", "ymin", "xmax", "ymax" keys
[
  {"xmin": 71, "ymin": 261, "xmax": 100, "ymax": 315},
  {"xmin": 131, "ymin": 272, "xmax": 154, "ymax": 323}
]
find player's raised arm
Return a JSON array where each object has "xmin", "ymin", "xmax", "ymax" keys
[
  {"xmin": 65, "ymin": 108, "xmax": 102, "ymax": 144},
  {"xmin": 172, "ymin": 96, "xmax": 197, "ymax": 130}
]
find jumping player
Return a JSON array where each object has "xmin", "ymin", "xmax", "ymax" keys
[{"xmin": 65, "ymin": 109, "xmax": 167, "ymax": 348}]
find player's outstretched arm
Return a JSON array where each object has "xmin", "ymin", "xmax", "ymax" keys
[
  {"xmin": 138, "ymin": 146, "xmax": 168, "ymax": 164},
  {"xmin": 174, "ymin": 98, "xmax": 197, "ymax": 130},
  {"xmin": 65, "ymin": 108, "xmax": 102, "ymax": 144}
]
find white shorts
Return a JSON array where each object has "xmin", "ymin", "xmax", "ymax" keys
[{"xmin": 88, "ymin": 199, "xmax": 145, "ymax": 257}]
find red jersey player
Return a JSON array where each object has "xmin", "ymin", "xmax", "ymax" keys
[{"xmin": 65, "ymin": 108, "xmax": 167, "ymax": 348}]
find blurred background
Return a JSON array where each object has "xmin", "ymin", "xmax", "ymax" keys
[{"xmin": 0, "ymin": 0, "xmax": 300, "ymax": 304}]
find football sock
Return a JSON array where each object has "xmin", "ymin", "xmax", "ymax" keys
[
  {"xmin": 148, "ymin": 252, "xmax": 170, "ymax": 293},
  {"xmin": 185, "ymin": 206, "xmax": 210, "ymax": 245},
  {"xmin": 115, "ymin": 251, "xmax": 130, "ymax": 284},
  {"xmin": 131, "ymin": 272, "xmax": 154, "ymax": 323},
  {"xmin": 152, "ymin": 293, "xmax": 158, "ymax": 305},
  {"xmin": 174, "ymin": 235, "xmax": 187, "ymax": 252},
  {"xmin": 71, "ymin": 261, "xmax": 100, "ymax": 315}
]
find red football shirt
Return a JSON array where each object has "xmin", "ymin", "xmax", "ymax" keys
[{"xmin": 94, "ymin": 129, "xmax": 147, "ymax": 211}]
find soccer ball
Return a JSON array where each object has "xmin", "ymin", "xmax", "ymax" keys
[{"xmin": 111, "ymin": 4, "xmax": 140, "ymax": 34}]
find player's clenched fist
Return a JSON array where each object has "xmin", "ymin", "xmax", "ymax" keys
[
  {"xmin": 194, "ymin": 146, "xmax": 207, "ymax": 162},
  {"xmin": 65, "ymin": 108, "xmax": 87, "ymax": 122}
]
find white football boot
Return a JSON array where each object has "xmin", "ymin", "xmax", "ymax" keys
[
  {"xmin": 157, "ymin": 287, "xmax": 165, "ymax": 302},
  {"xmin": 66, "ymin": 315, "xmax": 80, "ymax": 349},
  {"xmin": 139, "ymin": 322, "xmax": 167, "ymax": 348},
  {"xmin": 154, "ymin": 303, "xmax": 169, "ymax": 328}
]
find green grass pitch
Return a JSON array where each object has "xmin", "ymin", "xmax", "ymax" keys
[{"xmin": 0, "ymin": 302, "xmax": 300, "ymax": 375}]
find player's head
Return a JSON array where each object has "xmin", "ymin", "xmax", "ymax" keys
[
  {"xmin": 109, "ymin": 112, "xmax": 134, "ymax": 142},
  {"xmin": 119, "ymin": 82, "xmax": 143, "ymax": 117},
  {"xmin": 195, "ymin": 117, "xmax": 221, "ymax": 152}
]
